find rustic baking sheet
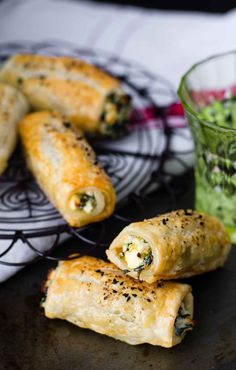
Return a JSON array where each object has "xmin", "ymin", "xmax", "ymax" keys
[{"xmin": 0, "ymin": 177, "xmax": 236, "ymax": 370}]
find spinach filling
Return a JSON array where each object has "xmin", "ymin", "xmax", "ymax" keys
[
  {"xmin": 70, "ymin": 193, "xmax": 97, "ymax": 214},
  {"xmin": 120, "ymin": 236, "xmax": 153, "ymax": 272},
  {"xmin": 100, "ymin": 91, "xmax": 131, "ymax": 137},
  {"xmin": 133, "ymin": 252, "xmax": 153, "ymax": 272},
  {"xmin": 79, "ymin": 193, "xmax": 96, "ymax": 211},
  {"xmin": 174, "ymin": 303, "xmax": 194, "ymax": 336}
]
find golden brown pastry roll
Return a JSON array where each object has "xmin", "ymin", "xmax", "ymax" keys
[
  {"xmin": 0, "ymin": 54, "xmax": 131, "ymax": 137},
  {"xmin": 42, "ymin": 256, "xmax": 194, "ymax": 347},
  {"xmin": 106, "ymin": 209, "xmax": 231, "ymax": 283},
  {"xmin": 18, "ymin": 111, "xmax": 116, "ymax": 227},
  {"xmin": 0, "ymin": 82, "xmax": 29, "ymax": 175}
]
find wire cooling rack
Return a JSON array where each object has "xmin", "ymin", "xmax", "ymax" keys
[{"xmin": 0, "ymin": 40, "xmax": 194, "ymax": 267}]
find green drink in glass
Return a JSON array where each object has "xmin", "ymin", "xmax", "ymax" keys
[{"xmin": 178, "ymin": 51, "xmax": 236, "ymax": 242}]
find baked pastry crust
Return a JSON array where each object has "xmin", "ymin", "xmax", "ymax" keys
[
  {"xmin": 0, "ymin": 54, "xmax": 131, "ymax": 136},
  {"xmin": 18, "ymin": 111, "xmax": 116, "ymax": 226},
  {"xmin": 0, "ymin": 82, "xmax": 29, "ymax": 175},
  {"xmin": 42, "ymin": 256, "xmax": 193, "ymax": 347},
  {"xmin": 106, "ymin": 209, "xmax": 231, "ymax": 283}
]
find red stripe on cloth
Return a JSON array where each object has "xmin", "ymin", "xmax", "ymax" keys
[{"xmin": 129, "ymin": 102, "xmax": 187, "ymax": 131}]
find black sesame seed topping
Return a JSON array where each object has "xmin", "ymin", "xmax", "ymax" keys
[
  {"xmin": 184, "ymin": 209, "xmax": 193, "ymax": 216},
  {"xmin": 157, "ymin": 280, "xmax": 164, "ymax": 288},
  {"xmin": 123, "ymin": 269, "xmax": 130, "ymax": 274},
  {"xmin": 95, "ymin": 269, "xmax": 104, "ymax": 276},
  {"xmin": 63, "ymin": 122, "xmax": 71, "ymax": 128},
  {"xmin": 17, "ymin": 77, "xmax": 23, "ymax": 85}
]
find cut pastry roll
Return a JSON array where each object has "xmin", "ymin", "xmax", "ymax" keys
[
  {"xmin": 0, "ymin": 54, "xmax": 131, "ymax": 137},
  {"xmin": 18, "ymin": 111, "xmax": 115, "ymax": 227},
  {"xmin": 0, "ymin": 82, "xmax": 29, "ymax": 175},
  {"xmin": 42, "ymin": 256, "xmax": 194, "ymax": 348},
  {"xmin": 106, "ymin": 209, "xmax": 231, "ymax": 283}
]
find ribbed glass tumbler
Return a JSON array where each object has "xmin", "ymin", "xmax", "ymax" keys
[{"xmin": 178, "ymin": 51, "xmax": 236, "ymax": 242}]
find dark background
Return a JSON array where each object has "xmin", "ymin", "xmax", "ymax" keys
[
  {"xmin": 0, "ymin": 0, "xmax": 235, "ymax": 13},
  {"xmin": 92, "ymin": 0, "xmax": 235, "ymax": 13}
]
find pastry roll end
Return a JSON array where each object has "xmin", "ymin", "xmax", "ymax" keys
[{"xmin": 65, "ymin": 185, "xmax": 115, "ymax": 227}]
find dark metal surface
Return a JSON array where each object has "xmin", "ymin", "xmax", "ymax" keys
[{"xmin": 0, "ymin": 174, "xmax": 236, "ymax": 370}]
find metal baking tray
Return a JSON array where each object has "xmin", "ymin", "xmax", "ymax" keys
[{"xmin": 0, "ymin": 174, "xmax": 236, "ymax": 370}]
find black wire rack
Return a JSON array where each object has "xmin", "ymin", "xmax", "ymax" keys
[{"xmin": 0, "ymin": 40, "xmax": 194, "ymax": 267}]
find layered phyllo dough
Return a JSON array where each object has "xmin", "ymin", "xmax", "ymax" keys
[
  {"xmin": 0, "ymin": 82, "xmax": 29, "ymax": 175},
  {"xmin": 18, "ymin": 111, "xmax": 116, "ymax": 227},
  {"xmin": 42, "ymin": 256, "xmax": 194, "ymax": 348},
  {"xmin": 0, "ymin": 54, "xmax": 131, "ymax": 137},
  {"xmin": 106, "ymin": 209, "xmax": 231, "ymax": 283}
]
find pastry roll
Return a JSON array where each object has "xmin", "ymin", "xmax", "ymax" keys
[
  {"xmin": 42, "ymin": 256, "xmax": 194, "ymax": 347},
  {"xmin": 106, "ymin": 209, "xmax": 231, "ymax": 283},
  {"xmin": 0, "ymin": 82, "xmax": 29, "ymax": 175},
  {"xmin": 0, "ymin": 54, "xmax": 131, "ymax": 137},
  {"xmin": 18, "ymin": 111, "xmax": 115, "ymax": 227}
]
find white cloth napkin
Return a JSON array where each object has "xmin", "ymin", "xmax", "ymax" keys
[
  {"xmin": 0, "ymin": 0, "xmax": 235, "ymax": 282},
  {"xmin": 1, "ymin": 0, "xmax": 236, "ymax": 87}
]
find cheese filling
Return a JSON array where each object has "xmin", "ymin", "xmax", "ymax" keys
[
  {"xmin": 69, "ymin": 190, "xmax": 105, "ymax": 215},
  {"xmin": 100, "ymin": 90, "xmax": 131, "ymax": 136},
  {"xmin": 174, "ymin": 302, "xmax": 194, "ymax": 337},
  {"xmin": 120, "ymin": 235, "xmax": 153, "ymax": 272}
]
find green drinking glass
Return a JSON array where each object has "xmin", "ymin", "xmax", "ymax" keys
[{"xmin": 178, "ymin": 51, "xmax": 236, "ymax": 243}]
